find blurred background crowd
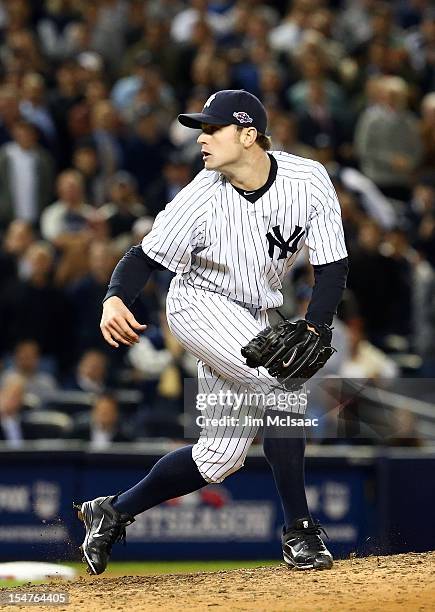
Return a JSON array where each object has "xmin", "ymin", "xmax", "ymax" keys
[{"xmin": 0, "ymin": 0, "xmax": 435, "ymax": 448}]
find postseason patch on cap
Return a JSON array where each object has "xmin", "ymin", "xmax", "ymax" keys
[{"xmin": 233, "ymin": 111, "xmax": 253, "ymax": 124}]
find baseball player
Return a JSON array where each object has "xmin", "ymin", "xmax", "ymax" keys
[{"xmin": 75, "ymin": 90, "xmax": 348, "ymax": 574}]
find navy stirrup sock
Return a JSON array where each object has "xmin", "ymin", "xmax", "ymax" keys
[
  {"xmin": 112, "ymin": 445, "xmax": 208, "ymax": 517},
  {"xmin": 263, "ymin": 423, "xmax": 311, "ymax": 530}
]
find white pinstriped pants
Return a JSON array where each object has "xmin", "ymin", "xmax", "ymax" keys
[{"xmin": 166, "ymin": 283, "xmax": 302, "ymax": 483}]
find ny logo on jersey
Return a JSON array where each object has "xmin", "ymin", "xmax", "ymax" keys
[{"xmin": 266, "ymin": 225, "xmax": 305, "ymax": 260}]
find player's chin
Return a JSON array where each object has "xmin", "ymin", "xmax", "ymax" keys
[{"xmin": 203, "ymin": 155, "xmax": 217, "ymax": 169}]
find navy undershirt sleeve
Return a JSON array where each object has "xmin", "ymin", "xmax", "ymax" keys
[
  {"xmin": 103, "ymin": 245, "xmax": 166, "ymax": 306},
  {"xmin": 305, "ymin": 257, "xmax": 349, "ymax": 327}
]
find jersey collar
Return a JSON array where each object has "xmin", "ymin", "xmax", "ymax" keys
[{"xmin": 231, "ymin": 153, "xmax": 278, "ymax": 203}]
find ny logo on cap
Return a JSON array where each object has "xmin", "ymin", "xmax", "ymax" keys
[
  {"xmin": 233, "ymin": 111, "xmax": 253, "ymax": 124},
  {"xmin": 204, "ymin": 93, "xmax": 217, "ymax": 109}
]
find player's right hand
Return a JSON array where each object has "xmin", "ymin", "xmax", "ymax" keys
[{"xmin": 100, "ymin": 296, "xmax": 147, "ymax": 348}]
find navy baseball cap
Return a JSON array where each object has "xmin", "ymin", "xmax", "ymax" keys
[{"xmin": 178, "ymin": 90, "xmax": 268, "ymax": 134}]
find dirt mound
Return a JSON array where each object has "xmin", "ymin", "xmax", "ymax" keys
[{"xmin": 1, "ymin": 552, "xmax": 435, "ymax": 611}]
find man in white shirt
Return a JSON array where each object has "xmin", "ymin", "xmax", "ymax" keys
[{"xmin": 0, "ymin": 120, "xmax": 54, "ymax": 229}]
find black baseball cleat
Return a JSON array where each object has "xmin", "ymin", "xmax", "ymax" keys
[
  {"xmin": 282, "ymin": 517, "xmax": 333, "ymax": 570},
  {"xmin": 74, "ymin": 496, "xmax": 134, "ymax": 575}
]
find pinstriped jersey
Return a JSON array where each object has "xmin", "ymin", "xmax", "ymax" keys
[{"xmin": 141, "ymin": 150, "xmax": 347, "ymax": 309}]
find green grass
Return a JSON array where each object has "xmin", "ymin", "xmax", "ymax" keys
[
  {"xmin": 0, "ymin": 580, "xmax": 34, "ymax": 588},
  {"xmin": 73, "ymin": 560, "xmax": 281, "ymax": 575},
  {"xmin": 0, "ymin": 560, "xmax": 281, "ymax": 588}
]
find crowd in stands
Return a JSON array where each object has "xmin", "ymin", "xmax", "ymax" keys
[{"xmin": 0, "ymin": 0, "xmax": 434, "ymax": 447}]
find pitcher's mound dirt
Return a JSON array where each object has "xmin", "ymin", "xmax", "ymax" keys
[{"xmin": 2, "ymin": 551, "xmax": 435, "ymax": 611}]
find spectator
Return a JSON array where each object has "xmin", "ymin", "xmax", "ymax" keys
[
  {"xmin": 0, "ymin": 0, "xmax": 31, "ymax": 34},
  {"xmin": 387, "ymin": 408, "xmax": 424, "ymax": 447},
  {"xmin": 127, "ymin": 316, "xmax": 194, "ymax": 439},
  {"xmin": 1, "ymin": 28, "xmax": 46, "ymax": 75},
  {"xmin": 268, "ymin": 112, "xmax": 312, "ymax": 158},
  {"xmin": 408, "ymin": 175, "xmax": 435, "ymax": 262},
  {"xmin": 336, "ymin": 0, "xmax": 378, "ymax": 52},
  {"xmin": 287, "ymin": 34, "xmax": 348, "ymax": 118},
  {"xmin": 231, "ymin": 38, "xmax": 273, "ymax": 100},
  {"xmin": 0, "ymin": 374, "xmax": 34, "ymax": 447},
  {"xmin": 64, "ymin": 350, "xmax": 109, "ymax": 394},
  {"xmin": 348, "ymin": 226, "xmax": 415, "ymax": 348},
  {"xmin": 114, "ymin": 52, "xmax": 177, "ymax": 126},
  {"xmin": 315, "ymin": 375, "xmax": 394, "ymax": 446},
  {"xmin": 0, "ymin": 84, "xmax": 21, "ymax": 146},
  {"xmin": 82, "ymin": 0, "xmax": 129, "ymax": 75},
  {"xmin": 405, "ymin": 7, "xmax": 435, "ymax": 94},
  {"xmin": 269, "ymin": 0, "xmax": 312, "ymax": 56},
  {"xmin": 295, "ymin": 78, "xmax": 348, "ymax": 160},
  {"xmin": 100, "ymin": 171, "xmax": 145, "ymax": 242},
  {"xmin": 124, "ymin": 0, "xmax": 148, "ymax": 49},
  {"xmin": 145, "ymin": 150, "xmax": 192, "ymax": 217},
  {"xmin": 168, "ymin": 87, "xmax": 208, "ymax": 159},
  {"xmin": 307, "ymin": 7, "xmax": 345, "ymax": 67},
  {"xmin": 380, "ymin": 228, "xmax": 414, "ymax": 341},
  {"xmin": 123, "ymin": 108, "xmax": 173, "ymax": 196},
  {"xmin": 170, "ymin": 0, "xmax": 234, "ymax": 44},
  {"xmin": 347, "ymin": 221, "xmax": 403, "ymax": 345},
  {"xmin": 333, "ymin": 180, "xmax": 365, "ymax": 246},
  {"xmin": 174, "ymin": 18, "xmax": 216, "ymax": 98},
  {"xmin": 0, "ymin": 120, "xmax": 54, "ymax": 229},
  {"xmin": 70, "ymin": 393, "xmax": 131, "ymax": 448},
  {"xmin": 354, "ymin": 76, "xmax": 422, "ymax": 201},
  {"xmin": 36, "ymin": 0, "xmax": 82, "ymax": 61},
  {"xmin": 339, "ymin": 325, "xmax": 399, "ymax": 379},
  {"xmin": 84, "ymin": 78, "xmax": 109, "ymax": 108},
  {"xmin": 190, "ymin": 43, "xmax": 232, "ymax": 93},
  {"xmin": 419, "ymin": 92, "xmax": 435, "ymax": 176},
  {"xmin": 0, "ymin": 340, "xmax": 58, "ymax": 401},
  {"xmin": 355, "ymin": 3, "xmax": 405, "ymax": 55},
  {"xmin": 19, "ymin": 72, "xmax": 57, "ymax": 149},
  {"xmin": 0, "ymin": 219, "xmax": 35, "ymax": 292},
  {"xmin": 75, "ymin": 51, "xmax": 106, "ymax": 90},
  {"xmin": 40, "ymin": 169, "xmax": 93, "ymax": 243},
  {"xmin": 0, "ymin": 241, "xmax": 73, "ymax": 368},
  {"xmin": 415, "ymin": 270, "xmax": 435, "ymax": 377},
  {"xmin": 147, "ymin": 0, "xmax": 184, "ymax": 22},
  {"xmin": 258, "ymin": 62, "xmax": 287, "ymax": 110},
  {"xmin": 124, "ymin": 63, "xmax": 177, "ymax": 128},
  {"xmin": 67, "ymin": 241, "xmax": 118, "ymax": 354},
  {"xmin": 61, "ymin": 21, "xmax": 94, "ymax": 62},
  {"xmin": 119, "ymin": 20, "xmax": 181, "ymax": 99},
  {"xmin": 48, "ymin": 60, "xmax": 83, "ymax": 169},
  {"xmin": 88, "ymin": 99, "xmax": 124, "ymax": 185},
  {"xmin": 72, "ymin": 142, "xmax": 105, "ymax": 206}
]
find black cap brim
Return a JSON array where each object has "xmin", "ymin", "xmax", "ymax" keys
[{"xmin": 177, "ymin": 113, "xmax": 230, "ymax": 129}]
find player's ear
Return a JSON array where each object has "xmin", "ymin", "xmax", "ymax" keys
[{"xmin": 241, "ymin": 127, "xmax": 257, "ymax": 148}]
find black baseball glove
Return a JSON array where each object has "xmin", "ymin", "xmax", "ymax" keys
[{"xmin": 241, "ymin": 319, "xmax": 335, "ymax": 391}]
